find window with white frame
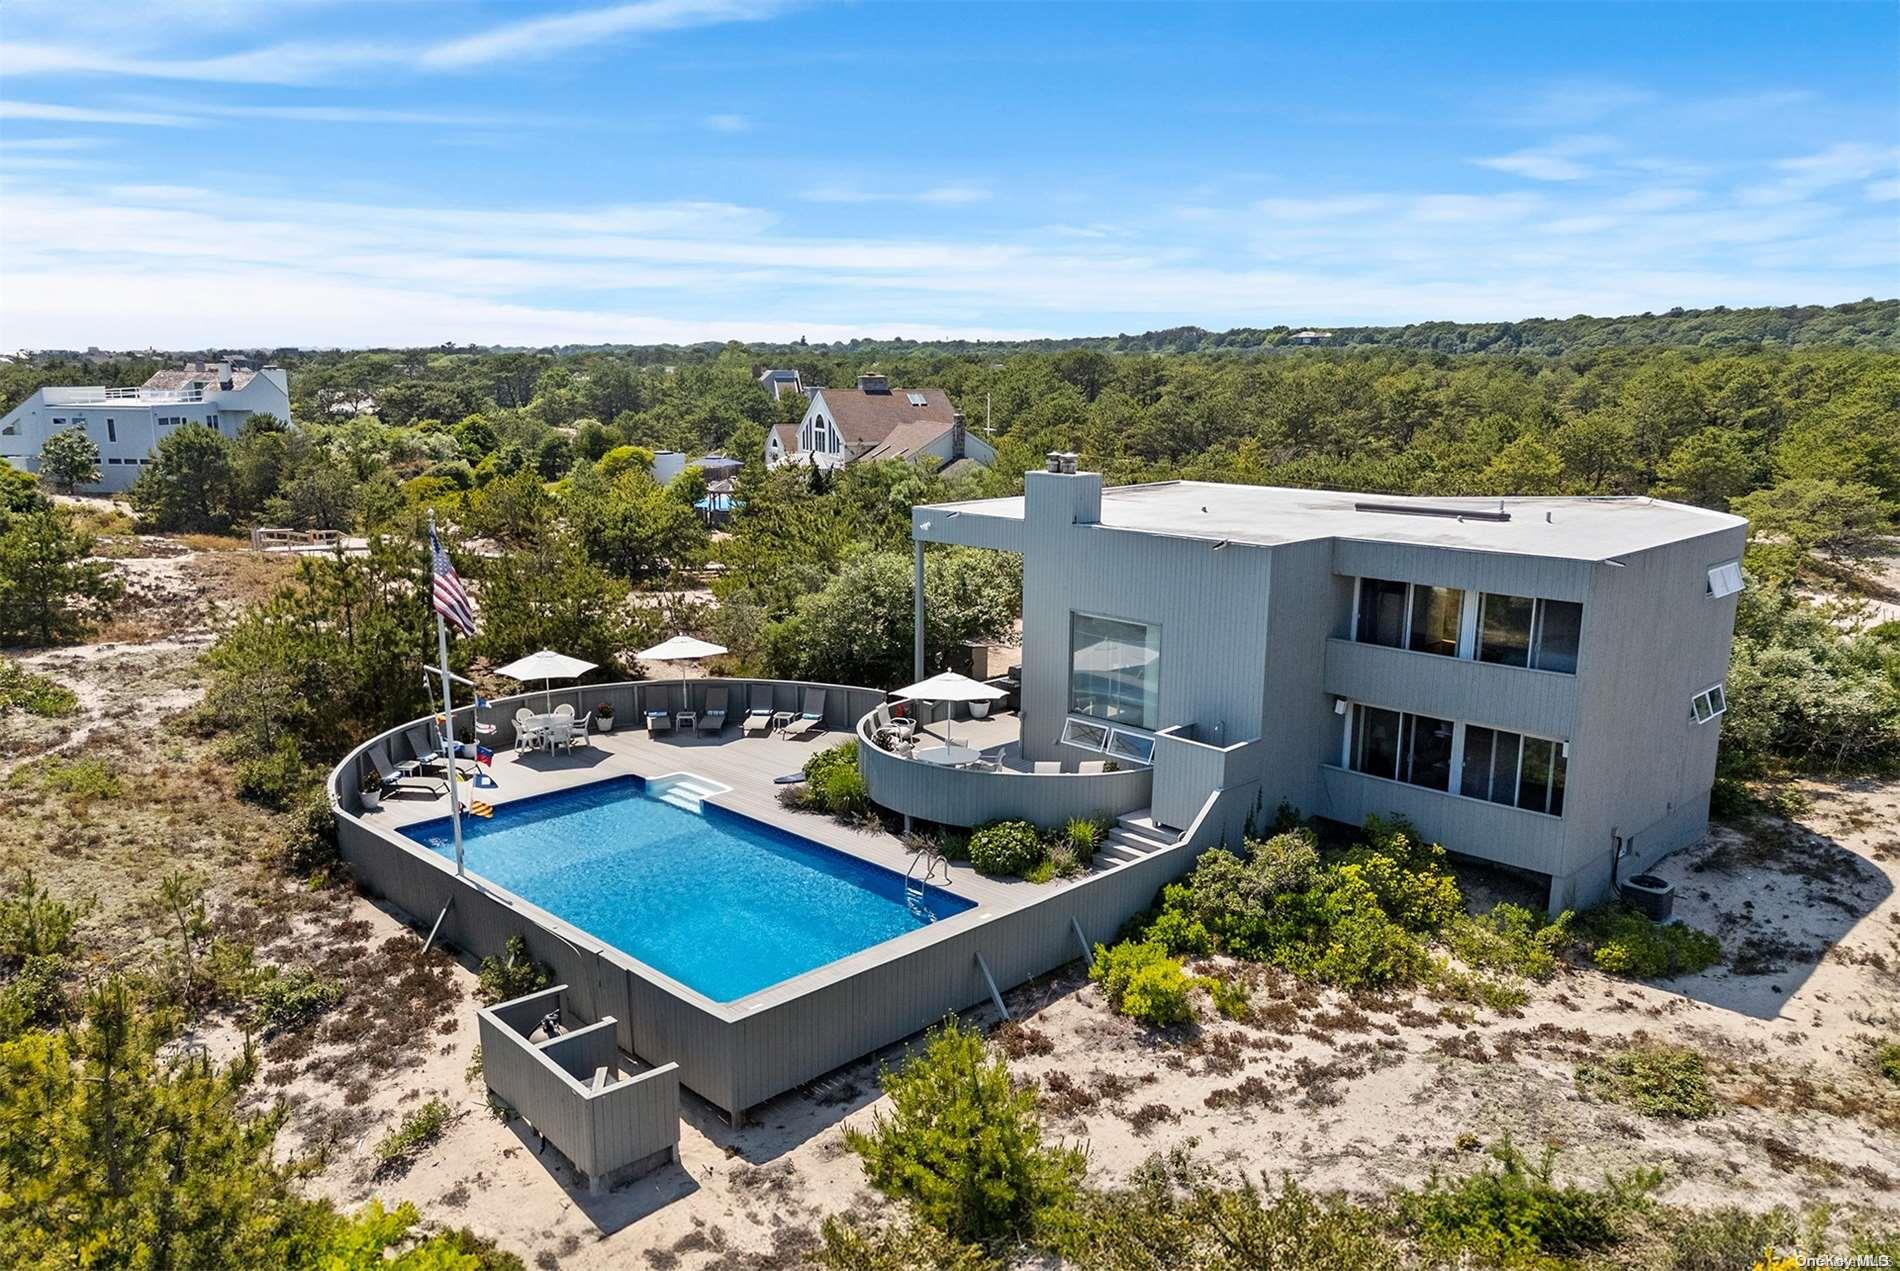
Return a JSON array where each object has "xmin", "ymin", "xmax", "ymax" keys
[
  {"xmin": 1069, "ymin": 611, "xmax": 1160, "ymax": 730},
  {"xmin": 1689, "ymin": 683, "xmax": 1727, "ymax": 724},
  {"xmin": 1460, "ymin": 725, "xmax": 1567, "ymax": 815},
  {"xmin": 1706, "ymin": 561, "xmax": 1744, "ymax": 598},
  {"xmin": 1105, "ymin": 729, "xmax": 1156, "ymax": 766},
  {"xmin": 1059, "ymin": 718, "xmax": 1111, "ymax": 751},
  {"xmin": 1478, "ymin": 593, "xmax": 1582, "ymax": 674},
  {"xmin": 1347, "ymin": 704, "xmax": 1454, "ymax": 791}
]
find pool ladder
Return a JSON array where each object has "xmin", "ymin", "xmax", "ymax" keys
[{"xmin": 904, "ymin": 841, "xmax": 949, "ymax": 914}]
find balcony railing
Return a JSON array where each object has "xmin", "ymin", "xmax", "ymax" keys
[{"xmin": 856, "ymin": 707, "xmax": 1152, "ymax": 829}]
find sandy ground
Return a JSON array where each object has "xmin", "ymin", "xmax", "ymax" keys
[{"xmin": 5, "ymin": 542, "xmax": 1897, "ymax": 1269}]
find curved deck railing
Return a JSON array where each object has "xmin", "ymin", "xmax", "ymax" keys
[
  {"xmin": 855, "ymin": 707, "xmax": 1153, "ymax": 830},
  {"xmin": 326, "ymin": 677, "xmax": 889, "ymax": 815}
]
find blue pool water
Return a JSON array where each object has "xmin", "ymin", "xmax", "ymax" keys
[{"xmin": 401, "ymin": 777, "xmax": 971, "ymax": 1002}]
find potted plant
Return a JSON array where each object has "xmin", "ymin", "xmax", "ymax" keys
[
  {"xmin": 595, "ymin": 702, "xmax": 616, "ymax": 734},
  {"xmin": 359, "ymin": 769, "xmax": 382, "ymax": 812},
  {"xmin": 969, "ymin": 699, "xmax": 992, "ymax": 720}
]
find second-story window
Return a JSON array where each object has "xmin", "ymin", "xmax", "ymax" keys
[
  {"xmin": 1348, "ymin": 704, "xmax": 1453, "ymax": 791},
  {"xmin": 1478, "ymin": 594, "xmax": 1582, "ymax": 674},
  {"xmin": 1355, "ymin": 577, "xmax": 1463, "ymax": 659},
  {"xmin": 1070, "ymin": 612, "xmax": 1160, "ymax": 730}
]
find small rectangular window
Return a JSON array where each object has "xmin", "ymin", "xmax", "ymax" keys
[
  {"xmin": 1407, "ymin": 585, "xmax": 1463, "ymax": 657},
  {"xmin": 1479, "ymin": 593, "xmax": 1535, "ymax": 667},
  {"xmin": 1349, "ymin": 704, "xmax": 1403, "ymax": 781},
  {"xmin": 1355, "ymin": 578, "xmax": 1407, "ymax": 648},
  {"xmin": 1707, "ymin": 561, "xmax": 1744, "ymax": 598},
  {"xmin": 106, "ymin": 418, "xmax": 117, "ymax": 443},
  {"xmin": 1399, "ymin": 713, "xmax": 1454, "ymax": 791},
  {"xmin": 1106, "ymin": 729, "xmax": 1155, "ymax": 766},
  {"xmin": 1531, "ymin": 599, "xmax": 1582, "ymax": 673},
  {"xmin": 1060, "ymin": 718, "xmax": 1111, "ymax": 751},
  {"xmin": 1690, "ymin": 683, "xmax": 1727, "ymax": 724}
]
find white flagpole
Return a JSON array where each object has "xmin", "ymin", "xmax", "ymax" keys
[{"xmin": 430, "ymin": 510, "xmax": 466, "ymax": 878}]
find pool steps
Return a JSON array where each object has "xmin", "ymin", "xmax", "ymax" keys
[{"xmin": 646, "ymin": 773, "xmax": 733, "ymax": 813}]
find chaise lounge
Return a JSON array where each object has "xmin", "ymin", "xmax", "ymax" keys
[{"xmin": 781, "ymin": 688, "xmax": 827, "ymax": 739}]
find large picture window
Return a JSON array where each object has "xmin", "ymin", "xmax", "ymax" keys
[
  {"xmin": 1478, "ymin": 594, "xmax": 1582, "ymax": 674},
  {"xmin": 1069, "ymin": 612, "xmax": 1160, "ymax": 731}
]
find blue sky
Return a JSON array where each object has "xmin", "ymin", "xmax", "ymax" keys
[{"xmin": 1, "ymin": 1, "xmax": 1895, "ymax": 348}]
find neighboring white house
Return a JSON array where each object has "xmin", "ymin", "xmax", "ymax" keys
[
  {"xmin": 0, "ymin": 361, "xmax": 292, "ymax": 493},
  {"xmin": 767, "ymin": 373, "xmax": 994, "ymax": 473},
  {"xmin": 757, "ymin": 368, "xmax": 808, "ymax": 401}
]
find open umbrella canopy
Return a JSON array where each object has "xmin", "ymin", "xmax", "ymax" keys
[
  {"xmin": 493, "ymin": 649, "xmax": 599, "ymax": 711},
  {"xmin": 494, "ymin": 650, "xmax": 598, "ymax": 682},
  {"xmin": 637, "ymin": 635, "xmax": 729, "ymax": 662},
  {"xmin": 894, "ymin": 670, "xmax": 1008, "ymax": 702}
]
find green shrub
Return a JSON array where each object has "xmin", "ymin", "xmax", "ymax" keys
[
  {"xmin": 234, "ymin": 735, "xmax": 310, "ymax": 810},
  {"xmin": 1576, "ymin": 1043, "xmax": 1719, "ymax": 1119},
  {"xmin": 1400, "ymin": 1138, "xmax": 1649, "ymax": 1265},
  {"xmin": 1878, "ymin": 1039, "xmax": 1900, "ymax": 1084},
  {"xmin": 1576, "ymin": 906, "xmax": 1722, "ymax": 978},
  {"xmin": 803, "ymin": 739, "xmax": 859, "ymax": 785},
  {"xmin": 0, "ymin": 661, "xmax": 77, "ymax": 717},
  {"xmin": 1026, "ymin": 844, "xmax": 1083, "ymax": 884},
  {"xmin": 819, "ymin": 763, "xmax": 871, "ymax": 818},
  {"xmin": 281, "ymin": 788, "xmax": 338, "ymax": 875},
  {"xmin": 1062, "ymin": 818, "xmax": 1104, "ymax": 863},
  {"xmin": 969, "ymin": 820, "xmax": 1044, "ymax": 877},
  {"xmin": 1450, "ymin": 904, "xmax": 1571, "ymax": 980},
  {"xmin": 9, "ymin": 755, "xmax": 122, "ymax": 805},
  {"xmin": 251, "ymin": 966, "xmax": 343, "ymax": 1036},
  {"xmin": 0, "ymin": 872, "xmax": 84, "ymax": 962},
  {"xmin": 814, "ymin": 1214, "xmax": 998, "ymax": 1270},
  {"xmin": 373, "ymin": 1097, "xmax": 453, "ymax": 1168},
  {"xmin": 844, "ymin": 1017, "xmax": 1085, "ymax": 1247},
  {"xmin": 1145, "ymin": 908, "xmax": 1213, "ymax": 957},
  {"xmin": 476, "ymin": 935, "xmax": 552, "ymax": 1004},
  {"xmin": 1206, "ymin": 975, "xmax": 1253, "ymax": 1021},
  {"xmin": 0, "ymin": 953, "xmax": 72, "ymax": 1032},
  {"xmin": 1090, "ymin": 941, "xmax": 1194, "ymax": 1026}
]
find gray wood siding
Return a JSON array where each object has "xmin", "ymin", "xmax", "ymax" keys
[
  {"xmin": 1322, "ymin": 638, "xmax": 1580, "ymax": 740},
  {"xmin": 1319, "ymin": 765, "xmax": 1569, "ymax": 875}
]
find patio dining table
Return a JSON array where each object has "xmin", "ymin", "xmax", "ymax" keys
[
  {"xmin": 516, "ymin": 713, "xmax": 570, "ymax": 749},
  {"xmin": 912, "ymin": 743, "xmax": 979, "ymax": 766}
]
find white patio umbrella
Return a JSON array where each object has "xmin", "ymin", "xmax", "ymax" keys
[
  {"xmin": 494, "ymin": 649, "xmax": 598, "ymax": 711},
  {"xmin": 892, "ymin": 670, "xmax": 1008, "ymax": 749},
  {"xmin": 636, "ymin": 634, "xmax": 729, "ymax": 679}
]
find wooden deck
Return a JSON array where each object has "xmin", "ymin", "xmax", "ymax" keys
[{"xmin": 363, "ymin": 717, "xmax": 1041, "ymax": 914}]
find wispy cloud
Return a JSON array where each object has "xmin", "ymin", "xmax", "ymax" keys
[
  {"xmin": 800, "ymin": 182, "xmax": 993, "ymax": 206},
  {"xmin": 703, "ymin": 113, "xmax": 750, "ymax": 133},
  {"xmin": 0, "ymin": 99, "xmax": 194, "ymax": 126},
  {"xmin": 419, "ymin": 0, "xmax": 782, "ymax": 72},
  {"xmin": 1474, "ymin": 136, "xmax": 1616, "ymax": 182}
]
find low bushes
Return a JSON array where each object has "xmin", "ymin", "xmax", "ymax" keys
[
  {"xmin": 1400, "ymin": 1138, "xmax": 1654, "ymax": 1265},
  {"xmin": 0, "ymin": 661, "xmax": 77, "ymax": 717},
  {"xmin": 1575, "ymin": 1042, "xmax": 1719, "ymax": 1119},
  {"xmin": 1879, "ymin": 1039, "xmax": 1900, "ymax": 1084},
  {"xmin": 784, "ymin": 741, "xmax": 871, "ymax": 820},
  {"xmin": 373, "ymin": 1097, "xmax": 454, "ymax": 1170},
  {"xmin": 843, "ymin": 1017, "xmax": 1084, "ymax": 1248},
  {"xmin": 475, "ymin": 936, "xmax": 551, "ymax": 1005},
  {"xmin": 969, "ymin": 821, "xmax": 1044, "ymax": 877},
  {"xmin": 1451, "ymin": 903, "xmax": 1571, "ymax": 981},
  {"xmin": 1089, "ymin": 941, "xmax": 1194, "ymax": 1027},
  {"xmin": 251, "ymin": 966, "xmax": 344, "ymax": 1036},
  {"xmin": 1575, "ymin": 905, "xmax": 1723, "ymax": 979}
]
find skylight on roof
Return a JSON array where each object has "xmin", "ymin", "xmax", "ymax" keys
[{"xmin": 906, "ymin": 392, "xmax": 928, "ymax": 407}]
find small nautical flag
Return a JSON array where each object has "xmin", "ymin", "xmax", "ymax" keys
[
  {"xmin": 475, "ymin": 696, "xmax": 491, "ymax": 709},
  {"xmin": 472, "ymin": 769, "xmax": 498, "ymax": 790},
  {"xmin": 475, "ymin": 745, "xmax": 493, "ymax": 766},
  {"xmin": 474, "ymin": 721, "xmax": 497, "ymax": 736},
  {"xmin": 463, "ymin": 800, "xmax": 494, "ymax": 818}
]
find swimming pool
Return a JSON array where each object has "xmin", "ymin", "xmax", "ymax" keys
[{"xmin": 400, "ymin": 777, "xmax": 972, "ymax": 1002}]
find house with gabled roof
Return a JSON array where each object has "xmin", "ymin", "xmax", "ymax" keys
[{"xmin": 766, "ymin": 373, "xmax": 995, "ymax": 472}]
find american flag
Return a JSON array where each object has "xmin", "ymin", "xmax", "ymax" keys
[{"xmin": 430, "ymin": 530, "xmax": 477, "ymax": 636}]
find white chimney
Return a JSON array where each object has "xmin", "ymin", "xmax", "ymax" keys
[{"xmin": 215, "ymin": 360, "xmax": 232, "ymax": 389}]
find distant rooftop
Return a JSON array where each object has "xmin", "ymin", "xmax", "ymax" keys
[{"xmin": 919, "ymin": 479, "xmax": 1744, "ymax": 561}]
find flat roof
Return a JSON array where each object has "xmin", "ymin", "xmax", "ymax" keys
[{"xmin": 920, "ymin": 479, "xmax": 1745, "ymax": 561}]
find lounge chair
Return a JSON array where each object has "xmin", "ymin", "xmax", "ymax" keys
[
  {"xmin": 741, "ymin": 685, "xmax": 774, "ymax": 735},
  {"xmin": 1079, "ymin": 759, "xmax": 1107, "ymax": 774},
  {"xmin": 781, "ymin": 688, "xmax": 827, "ymax": 739},
  {"xmin": 563, "ymin": 712, "xmax": 591, "ymax": 750},
  {"xmin": 1033, "ymin": 761, "xmax": 1060, "ymax": 774},
  {"xmin": 368, "ymin": 743, "xmax": 438, "ymax": 796},
  {"xmin": 404, "ymin": 724, "xmax": 445, "ymax": 776},
  {"xmin": 874, "ymin": 703, "xmax": 917, "ymax": 745},
  {"xmin": 697, "ymin": 686, "xmax": 728, "ymax": 733},
  {"xmin": 645, "ymin": 694, "xmax": 675, "ymax": 733}
]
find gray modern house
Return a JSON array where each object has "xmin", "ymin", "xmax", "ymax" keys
[{"xmin": 892, "ymin": 461, "xmax": 1747, "ymax": 912}]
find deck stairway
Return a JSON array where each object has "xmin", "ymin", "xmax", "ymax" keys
[
  {"xmin": 646, "ymin": 773, "xmax": 731, "ymax": 813},
  {"xmin": 1092, "ymin": 810, "xmax": 1183, "ymax": 869}
]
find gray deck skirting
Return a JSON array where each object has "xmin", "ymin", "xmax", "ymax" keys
[{"xmin": 328, "ymin": 679, "xmax": 1233, "ymax": 1119}]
